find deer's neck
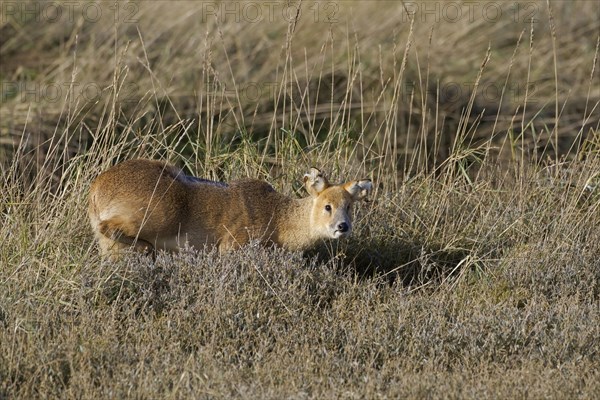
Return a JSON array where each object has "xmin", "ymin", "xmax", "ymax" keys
[{"xmin": 274, "ymin": 196, "xmax": 318, "ymax": 251}]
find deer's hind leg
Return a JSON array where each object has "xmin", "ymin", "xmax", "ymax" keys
[{"xmin": 97, "ymin": 218, "xmax": 155, "ymax": 260}]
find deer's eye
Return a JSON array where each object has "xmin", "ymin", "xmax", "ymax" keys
[{"xmin": 325, "ymin": 204, "xmax": 332, "ymax": 212}]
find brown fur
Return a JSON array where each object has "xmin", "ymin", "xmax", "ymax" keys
[{"xmin": 88, "ymin": 159, "xmax": 372, "ymax": 259}]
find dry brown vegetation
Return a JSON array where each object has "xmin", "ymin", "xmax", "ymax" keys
[{"xmin": 1, "ymin": 0, "xmax": 600, "ymax": 398}]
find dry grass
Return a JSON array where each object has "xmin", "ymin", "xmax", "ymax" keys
[{"xmin": 1, "ymin": 0, "xmax": 600, "ymax": 398}]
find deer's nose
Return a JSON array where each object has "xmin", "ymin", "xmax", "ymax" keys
[{"xmin": 337, "ymin": 222, "xmax": 349, "ymax": 233}]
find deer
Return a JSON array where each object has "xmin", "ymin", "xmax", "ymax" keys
[{"xmin": 88, "ymin": 159, "xmax": 372, "ymax": 259}]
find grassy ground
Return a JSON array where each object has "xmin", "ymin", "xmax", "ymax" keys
[{"xmin": 1, "ymin": 1, "xmax": 600, "ymax": 398}]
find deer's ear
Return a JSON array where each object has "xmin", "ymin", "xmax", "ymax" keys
[
  {"xmin": 303, "ymin": 168, "xmax": 330, "ymax": 197},
  {"xmin": 344, "ymin": 179, "xmax": 372, "ymax": 201}
]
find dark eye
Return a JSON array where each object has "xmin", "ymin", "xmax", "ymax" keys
[{"xmin": 325, "ymin": 204, "xmax": 332, "ymax": 212}]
